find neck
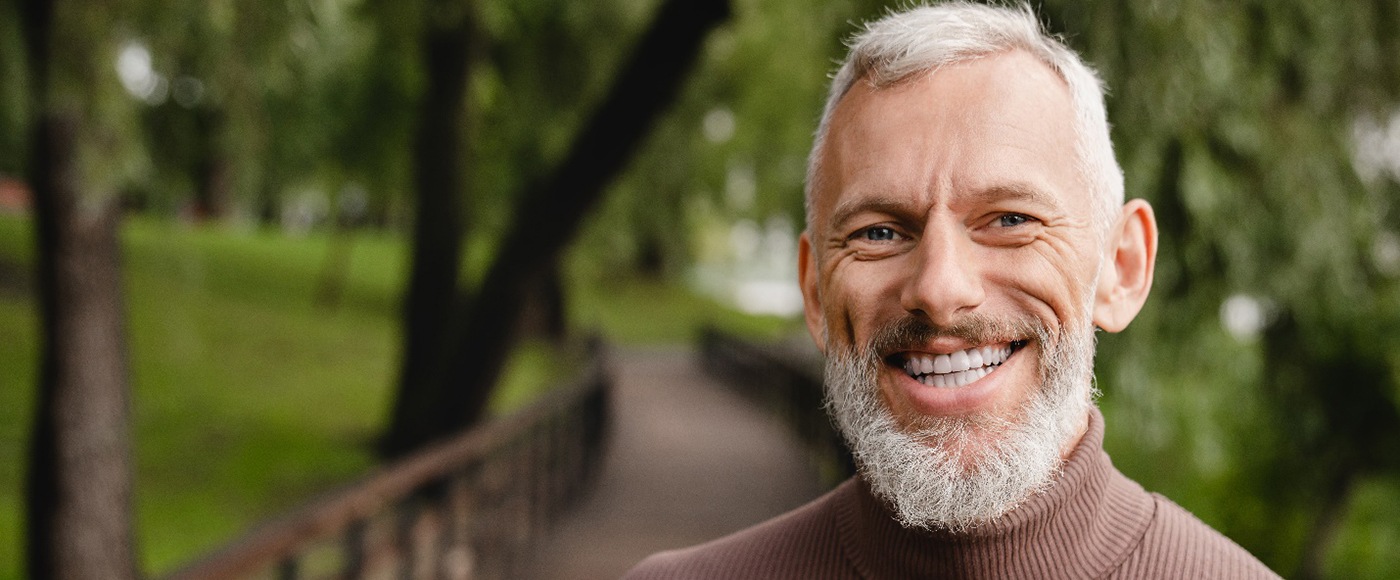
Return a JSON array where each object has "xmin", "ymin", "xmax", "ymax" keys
[
  {"xmin": 1058, "ymin": 408, "xmax": 1091, "ymax": 460},
  {"xmin": 839, "ymin": 408, "xmax": 1156, "ymax": 578}
]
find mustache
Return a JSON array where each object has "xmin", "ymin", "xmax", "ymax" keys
[{"xmin": 868, "ymin": 314, "xmax": 1045, "ymax": 357}]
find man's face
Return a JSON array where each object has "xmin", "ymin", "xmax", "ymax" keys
[{"xmin": 800, "ymin": 50, "xmax": 1106, "ymax": 451}]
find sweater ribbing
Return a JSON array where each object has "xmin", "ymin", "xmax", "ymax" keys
[{"xmin": 624, "ymin": 409, "xmax": 1280, "ymax": 579}]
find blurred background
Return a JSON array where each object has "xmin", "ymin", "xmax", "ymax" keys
[{"xmin": 2, "ymin": 0, "xmax": 1399, "ymax": 578}]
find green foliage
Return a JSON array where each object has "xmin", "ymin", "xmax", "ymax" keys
[
  {"xmin": 0, "ymin": 214, "xmax": 436, "ymax": 574},
  {"xmin": 565, "ymin": 261, "xmax": 802, "ymax": 344},
  {"xmin": 92, "ymin": 0, "xmax": 422, "ymax": 220},
  {"xmin": 579, "ymin": 0, "xmax": 876, "ymax": 276},
  {"xmin": 0, "ymin": 214, "xmax": 403, "ymax": 576},
  {"xmin": 0, "ymin": 0, "xmax": 30, "ymax": 175},
  {"xmin": 1035, "ymin": 0, "xmax": 1400, "ymax": 576},
  {"xmin": 0, "ymin": 211, "xmax": 789, "ymax": 578},
  {"xmin": 580, "ymin": 0, "xmax": 1400, "ymax": 574},
  {"xmin": 7, "ymin": 0, "xmax": 1400, "ymax": 576}
]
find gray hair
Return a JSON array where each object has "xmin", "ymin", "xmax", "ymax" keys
[{"xmin": 805, "ymin": 2, "xmax": 1124, "ymax": 237}]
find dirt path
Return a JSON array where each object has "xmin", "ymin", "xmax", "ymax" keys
[{"xmin": 518, "ymin": 345, "xmax": 828, "ymax": 579}]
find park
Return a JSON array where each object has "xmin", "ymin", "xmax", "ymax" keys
[{"xmin": 3, "ymin": 0, "xmax": 1400, "ymax": 578}]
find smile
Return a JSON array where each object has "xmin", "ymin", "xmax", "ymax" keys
[{"xmin": 898, "ymin": 340, "xmax": 1027, "ymax": 388}]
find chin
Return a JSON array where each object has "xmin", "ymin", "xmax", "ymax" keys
[{"xmin": 822, "ymin": 313, "xmax": 1099, "ymax": 531}]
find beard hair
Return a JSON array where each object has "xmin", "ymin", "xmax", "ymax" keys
[{"xmin": 823, "ymin": 312, "xmax": 1099, "ymax": 533}]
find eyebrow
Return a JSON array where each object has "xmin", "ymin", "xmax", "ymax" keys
[
  {"xmin": 827, "ymin": 196, "xmax": 913, "ymax": 233},
  {"xmin": 825, "ymin": 181, "xmax": 1061, "ymax": 232},
  {"xmin": 970, "ymin": 182, "xmax": 1060, "ymax": 209}
]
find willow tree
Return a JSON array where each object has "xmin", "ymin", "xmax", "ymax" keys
[
  {"xmin": 382, "ymin": 0, "xmax": 732, "ymax": 457},
  {"xmin": 1036, "ymin": 1, "xmax": 1400, "ymax": 577}
]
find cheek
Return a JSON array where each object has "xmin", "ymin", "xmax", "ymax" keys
[
  {"xmin": 997, "ymin": 252, "xmax": 1097, "ymax": 325},
  {"xmin": 820, "ymin": 261, "xmax": 906, "ymax": 345}
]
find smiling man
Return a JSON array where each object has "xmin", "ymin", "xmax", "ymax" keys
[{"xmin": 625, "ymin": 3, "xmax": 1277, "ymax": 578}]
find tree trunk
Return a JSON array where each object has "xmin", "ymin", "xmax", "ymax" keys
[
  {"xmin": 517, "ymin": 264, "xmax": 568, "ymax": 342},
  {"xmin": 21, "ymin": 0, "xmax": 138, "ymax": 575},
  {"xmin": 25, "ymin": 114, "xmax": 139, "ymax": 580},
  {"xmin": 395, "ymin": 0, "xmax": 732, "ymax": 454},
  {"xmin": 381, "ymin": 0, "xmax": 474, "ymax": 458},
  {"xmin": 194, "ymin": 109, "xmax": 232, "ymax": 221}
]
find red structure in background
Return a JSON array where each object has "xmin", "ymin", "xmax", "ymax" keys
[{"xmin": 0, "ymin": 177, "xmax": 31, "ymax": 214}]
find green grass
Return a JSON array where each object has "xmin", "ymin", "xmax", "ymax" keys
[
  {"xmin": 568, "ymin": 274, "xmax": 801, "ymax": 344},
  {"xmin": 0, "ymin": 212, "xmax": 799, "ymax": 578},
  {"xmin": 0, "ymin": 216, "xmax": 40, "ymax": 580},
  {"xmin": 0, "ymin": 215, "xmax": 407, "ymax": 576},
  {"xmin": 6, "ymin": 211, "xmax": 1397, "ymax": 578}
]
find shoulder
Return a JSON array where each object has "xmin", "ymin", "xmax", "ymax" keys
[
  {"xmin": 1111, "ymin": 493, "xmax": 1281, "ymax": 579},
  {"xmin": 621, "ymin": 480, "xmax": 856, "ymax": 580}
]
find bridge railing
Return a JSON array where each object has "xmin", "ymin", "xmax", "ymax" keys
[
  {"xmin": 696, "ymin": 328, "xmax": 854, "ymax": 483},
  {"xmin": 164, "ymin": 342, "xmax": 611, "ymax": 580}
]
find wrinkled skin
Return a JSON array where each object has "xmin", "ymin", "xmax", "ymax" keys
[{"xmin": 800, "ymin": 50, "xmax": 1158, "ymax": 457}]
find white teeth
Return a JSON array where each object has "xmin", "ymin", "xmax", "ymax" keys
[
  {"xmin": 950, "ymin": 350, "xmax": 970, "ymax": 372},
  {"xmin": 910, "ymin": 366, "xmax": 999, "ymax": 389},
  {"xmin": 902, "ymin": 342, "xmax": 1018, "ymax": 387},
  {"xmin": 933, "ymin": 354, "xmax": 951, "ymax": 374}
]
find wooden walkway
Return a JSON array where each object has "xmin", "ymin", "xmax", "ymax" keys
[{"xmin": 518, "ymin": 346, "xmax": 828, "ymax": 579}]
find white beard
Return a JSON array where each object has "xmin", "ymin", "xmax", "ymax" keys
[{"xmin": 823, "ymin": 312, "xmax": 1099, "ymax": 532}]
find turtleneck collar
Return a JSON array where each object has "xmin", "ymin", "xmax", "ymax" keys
[{"xmin": 834, "ymin": 408, "xmax": 1156, "ymax": 579}]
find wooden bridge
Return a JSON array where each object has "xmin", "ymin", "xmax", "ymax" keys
[{"xmin": 166, "ymin": 334, "xmax": 844, "ymax": 579}]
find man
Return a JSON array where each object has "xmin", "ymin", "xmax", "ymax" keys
[{"xmin": 625, "ymin": 2, "xmax": 1278, "ymax": 578}]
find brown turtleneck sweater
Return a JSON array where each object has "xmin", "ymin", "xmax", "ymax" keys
[{"xmin": 623, "ymin": 410, "xmax": 1278, "ymax": 579}]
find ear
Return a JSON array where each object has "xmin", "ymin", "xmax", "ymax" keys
[
  {"xmin": 798, "ymin": 231, "xmax": 827, "ymax": 353},
  {"xmin": 1092, "ymin": 199, "xmax": 1158, "ymax": 332}
]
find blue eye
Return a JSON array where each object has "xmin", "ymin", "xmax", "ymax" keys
[
  {"xmin": 998, "ymin": 214, "xmax": 1031, "ymax": 227},
  {"xmin": 862, "ymin": 226, "xmax": 898, "ymax": 241}
]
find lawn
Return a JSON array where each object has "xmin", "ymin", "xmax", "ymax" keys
[
  {"xmin": 0, "ymin": 214, "xmax": 407, "ymax": 576},
  {"xmin": 0, "ymin": 212, "xmax": 797, "ymax": 578},
  {"xmin": 4, "ymin": 211, "xmax": 1397, "ymax": 578}
]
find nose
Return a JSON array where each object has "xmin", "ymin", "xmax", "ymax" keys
[{"xmin": 899, "ymin": 226, "xmax": 985, "ymax": 327}]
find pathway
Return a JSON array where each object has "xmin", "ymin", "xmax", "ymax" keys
[{"xmin": 518, "ymin": 345, "xmax": 829, "ymax": 579}]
